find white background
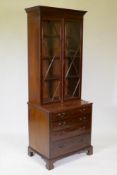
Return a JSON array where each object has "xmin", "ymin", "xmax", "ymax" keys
[{"xmin": 0, "ymin": 0, "xmax": 117, "ymax": 175}]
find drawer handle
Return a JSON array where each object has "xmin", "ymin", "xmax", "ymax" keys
[
  {"xmin": 58, "ymin": 121, "xmax": 66, "ymax": 126},
  {"xmin": 84, "ymin": 117, "xmax": 86, "ymax": 120},
  {"xmin": 79, "ymin": 117, "xmax": 82, "ymax": 121},
  {"xmin": 57, "ymin": 112, "xmax": 66, "ymax": 116},
  {"xmin": 57, "ymin": 113, "xmax": 62, "ymax": 116},
  {"xmin": 80, "ymin": 126, "xmax": 85, "ymax": 130}
]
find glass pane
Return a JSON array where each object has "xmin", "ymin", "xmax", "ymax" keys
[
  {"xmin": 42, "ymin": 20, "xmax": 61, "ymax": 103},
  {"xmin": 64, "ymin": 21, "xmax": 81, "ymax": 99}
]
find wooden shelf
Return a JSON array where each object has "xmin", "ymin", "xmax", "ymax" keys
[
  {"xmin": 65, "ymin": 56, "xmax": 80, "ymax": 59},
  {"xmin": 66, "ymin": 75, "xmax": 79, "ymax": 79},
  {"xmin": 43, "ymin": 56, "xmax": 60, "ymax": 60},
  {"xmin": 43, "ymin": 76, "xmax": 60, "ymax": 81},
  {"xmin": 43, "ymin": 34, "xmax": 60, "ymax": 38}
]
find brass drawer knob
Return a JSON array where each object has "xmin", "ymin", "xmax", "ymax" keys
[
  {"xmin": 80, "ymin": 126, "xmax": 85, "ymax": 130},
  {"xmin": 58, "ymin": 122, "xmax": 62, "ymax": 126},
  {"xmin": 58, "ymin": 144, "xmax": 64, "ymax": 148},
  {"xmin": 57, "ymin": 113, "xmax": 62, "ymax": 116},
  {"xmin": 58, "ymin": 121, "xmax": 66, "ymax": 126},
  {"xmin": 57, "ymin": 112, "xmax": 66, "ymax": 118}
]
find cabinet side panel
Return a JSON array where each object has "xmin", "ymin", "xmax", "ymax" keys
[
  {"xmin": 90, "ymin": 104, "xmax": 93, "ymax": 145},
  {"xmin": 28, "ymin": 106, "xmax": 49, "ymax": 158},
  {"xmin": 27, "ymin": 13, "xmax": 40, "ymax": 104}
]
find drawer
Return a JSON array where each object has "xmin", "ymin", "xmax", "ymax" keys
[
  {"xmin": 51, "ymin": 111, "xmax": 70, "ymax": 121},
  {"xmin": 51, "ymin": 121, "xmax": 91, "ymax": 141},
  {"xmin": 51, "ymin": 105, "xmax": 91, "ymax": 122},
  {"xmin": 71, "ymin": 106, "xmax": 91, "ymax": 115},
  {"xmin": 51, "ymin": 134, "xmax": 91, "ymax": 158},
  {"xmin": 51, "ymin": 114, "xmax": 91, "ymax": 131}
]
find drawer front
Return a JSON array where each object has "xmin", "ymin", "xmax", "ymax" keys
[
  {"xmin": 51, "ymin": 134, "xmax": 91, "ymax": 158},
  {"xmin": 51, "ymin": 105, "xmax": 91, "ymax": 122},
  {"xmin": 51, "ymin": 113, "xmax": 91, "ymax": 141},
  {"xmin": 51, "ymin": 122, "xmax": 91, "ymax": 141},
  {"xmin": 51, "ymin": 114, "xmax": 90, "ymax": 131}
]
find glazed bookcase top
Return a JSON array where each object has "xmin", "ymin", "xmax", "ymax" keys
[{"xmin": 26, "ymin": 5, "xmax": 87, "ymax": 105}]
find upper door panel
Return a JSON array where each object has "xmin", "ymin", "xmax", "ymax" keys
[
  {"xmin": 64, "ymin": 20, "xmax": 82, "ymax": 100},
  {"xmin": 42, "ymin": 20, "xmax": 62, "ymax": 104}
]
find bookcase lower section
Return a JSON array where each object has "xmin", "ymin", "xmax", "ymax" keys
[{"xmin": 28, "ymin": 102, "xmax": 93, "ymax": 170}]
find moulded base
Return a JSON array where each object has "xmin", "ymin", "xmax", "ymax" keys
[{"xmin": 27, "ymin": 145, "xmax": 93, "ymax": 170}]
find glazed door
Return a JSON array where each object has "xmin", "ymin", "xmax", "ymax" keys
[
  {"xmin": 42, "ymin": 20, "xmax": 62, "ymax": 103},
  {"xmin": 64, "ymin": 20, "xmax": 82, "ymax": 100}
]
